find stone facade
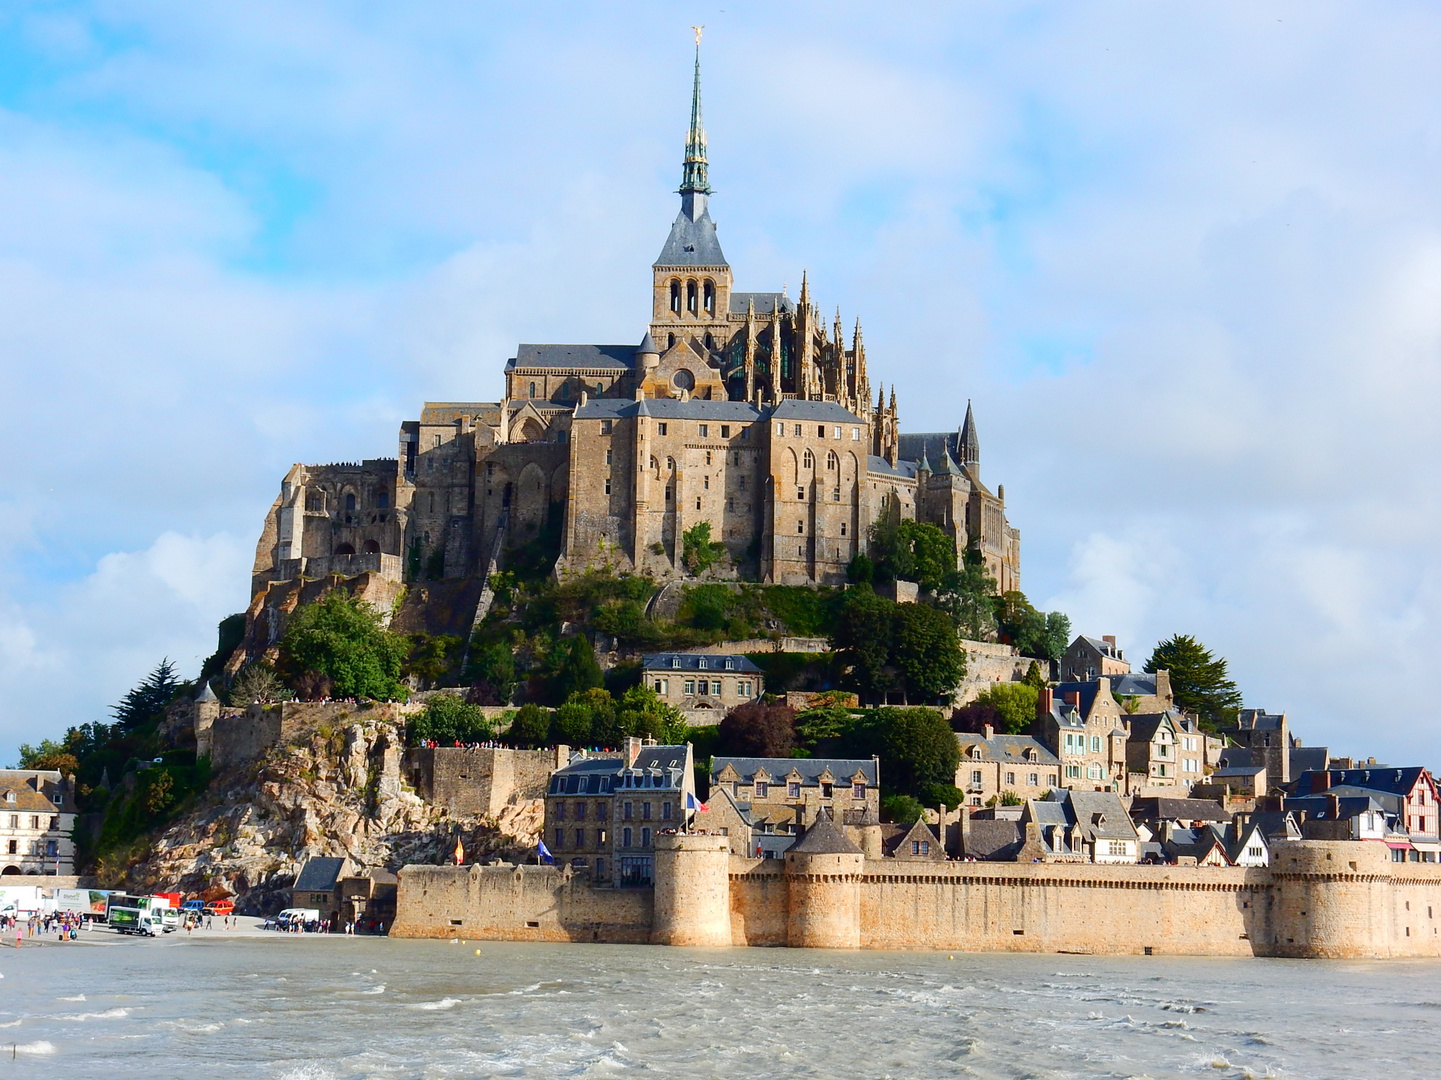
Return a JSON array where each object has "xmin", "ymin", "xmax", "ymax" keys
[
  {"xmin": 954, "ymin": 727, "xmax": 1061, "ymax": 808},
  {"xmin": 198, "ymin": 700, "xmax": 420, "ymax": 770},
  {"xmin": 1058, "ymin": 635, "xmax": 1130, "ymax": 682},
  {"xmin": 641, "ymin": 653, "xmax": 763, "ymax": 713},
  {"xmin": 402, "ymin": 746, "xmax": 567, "ymax": 818},
  {"xmin": 241, "ymin": 49, "xmax": 1022, "ymax": 653},
  {"xmin": 0, "ymin": 770, "xmax": 76, "ymax": 876},
  {"xmin": 392, "ymin": 836, "xmax": 1441, "ymax": 959},
  {"xmin": 711, "ymin": 756, "xmax": 881, "ymax": 837}
]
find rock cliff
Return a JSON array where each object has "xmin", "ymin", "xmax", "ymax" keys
[{"xmin": 120, "ymin": 716, "xmax": 542, "ymax": 913}]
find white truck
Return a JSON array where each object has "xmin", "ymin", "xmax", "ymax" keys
[{"xmin": 107, "ymin": 906, "xmax": 165, "ymax": 937}]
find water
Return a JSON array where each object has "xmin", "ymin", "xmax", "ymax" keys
[{"xmin": 3, "ymin": 933, "xmax": 1441, "ymax": 1078}]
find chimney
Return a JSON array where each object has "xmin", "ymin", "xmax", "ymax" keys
[
  {"xmin": 1103, "ymin": 635, "xmax": 1116, "ymax": 649},
  {"xmin": 1326, "ymin": 793, "xmax": 1341, "ymax": 820},
  {"xmin": 982, "ymin": 723, "xmax": 994, "ymax": 740},
  {"xmin": 1064, "ymin": 691, "xmax": 1081, "ymax": 707},
  {"xmin": 623, "ymin": 736, "xmax": 642, "ymax": 766},
  {"xmin": 1312, "ymin": 771, "xmax": 1331, "ymax": 795},
  {"xmin": 1038, "ymin": 687, "xmax": 1053, "ymax": 718}
]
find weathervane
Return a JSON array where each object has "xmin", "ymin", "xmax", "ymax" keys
[{"xmin": 692, "ymin": 25, "xmax": 704, "ymax": 45}]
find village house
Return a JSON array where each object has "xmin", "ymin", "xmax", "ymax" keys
[
  {"xmin": 544, "ymin": 739, "xmax": 697, "ymax": 885},
  {"xmin": 1036, "ymin": 685, "xmax": 1127, "ymax": 792},
  {"xmin": 1058, "ymin": 635, "xmax": 1130, "ymax": 682},
  {"xmin": 1218, "ymin": 710, "xmax": 1329, "ymax": 792},
  {"xmin": 1290, "ymin": 766, "xmax": 1440, "ymax": 862},
  {"xmin": 954, "ymin": 725, "xmax": 1061, "ymax": 807},
  {"xmin": 710, "ymin": 756, "xmax": 880, "ymax": 839},
  {"xmin": 0, "ymin": 769, "xmax": 76, "ymax": 876},
  {"xmin": 882, "ymin": 817, "xmax": 945, "ymax": 861},
  {"xmin": 641, "ymin": 653, "xmax": 763, "ymax": 713},
  {"xmin": 1123, "ymin": 711, "xmax": 1207, "ymax": 794}
]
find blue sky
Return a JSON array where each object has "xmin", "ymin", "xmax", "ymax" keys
[{"xmin": 2, "ymin": 1, "xmax": 1440, "ymax": 767}]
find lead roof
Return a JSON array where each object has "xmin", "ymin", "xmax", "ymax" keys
[{"xmin": 507, "ymin": 344, "xmax": 637, "ymax": 371}]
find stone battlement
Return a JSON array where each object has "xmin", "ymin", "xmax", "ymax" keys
[{"xmin": 392, "ymin": 839, "xmax": 1441, "ymax": 959}]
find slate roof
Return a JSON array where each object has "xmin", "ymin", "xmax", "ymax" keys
[
  {"xmin": 643, "ymin": 653, "xmax": 762, "ymax": 674},
  {"xmin": 866, "ymin": 455, "xmax": 919, "ymax": 479},
  {"xmin": 729, "ymin": 292, "xmax": 794, "ymax": 316},
  {"xmin": 1125, "ymin": 712, "xmax": 1179, "ymax": 744},
  {"xmin": 1217, "ymin": 746, "xmax": 1258, "ymax": 770},
  {"xmin": 507, "ymin": 344, "xmax": 637, "ymax": 371},
  {"xmin": 1231, "ymin": 709, "xmax": 1287, "ymax": 732},
  {"xmin": 1247, "ymin": 810, "xmax": 1302, "ymax": 842},
  {"xmin": 0, "ymin": 772, "xmax": 65, "ymax": 813},
  {"xmin": 1294, "ymin": 767, "xmax": 1431, "ymax": 799},
  {"xmin": 962, "ymin": 819, "xmax": 1025, "ymax": 861},
  {"xmin": 1289, "ymin": 747, "xmax": 1330, "ymax": 775},
  {"xmin": 1160, "ymin": 826, "xmax": 1227, "ymax": 864},
  {"xmin": 769, "ymin": 399, "xmax": 865, "ymax": 423},
  {"xmin": 789, "ymin": 814, "xmax": 861, "ymax": 855},
  {"xmin": 1059, "ymin": 790, "xmax": 1139, "ymax": 842},
  {"xmin": 712, "ymin": 756, "xmax": 879, "ymax": 787},
  {"xmin": 1128, "ymin": 797, "xmax": 1230, "ymax": 823},
  {"xmin": 1285, "ymin": 794, "xmax": 1386, "ymax": 821},
  {"xmin": 655, "ymin": 206, "xmax": 728, "ymax": 267},
  {"xmin": 196, "ymin": 682, "xmax": 219, "ymax": 704},
  {"xmin": 956, "ymin": 732, "xmax": 1060, "ymax": 767},
  {"xmin": 294, "ymin": 857, "xmax": 347, "ymax": 893},
  {"xmin": 1051, "ymin": 681, "xmax": 1107, "ymax": 717},
  {"xmin": 1109, "ymin": 673, "xmax": 1161, "ymax": 698},
  {"xmin": 574, "ymin": 398, "xmax": 763, "ymax": 422},
  {"xmin": 898, "ymin": 432, "xmax": 961, "ymax": 467}
]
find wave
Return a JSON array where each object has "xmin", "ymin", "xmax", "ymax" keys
[
  {"xmin": 57, "ymin": 994, "xmax": 85, "ymax": 1002},
  {"xmin": 14, "ymin": 1042, "xmax": 55, "ymax": 1056},
  {"xmin": 274, "ymin": 1066, "xmax": 337, "ymax": 1080},
  {"xmin": 59, "ymin": 1008, "xmax": 133, "ymax": 1021},
  {"xmin": 0, "ymin": 1019, "xmax": 21, "ymax": 1029},
  {"xmin": 408, "ymin": 997, "xmax": 462, "ymax": 1011},
  {"xmin": 360, "ymin": 985, "xmax": 385, "ymax": 995}
]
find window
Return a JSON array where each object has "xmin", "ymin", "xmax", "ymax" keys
[
  {"xmin": 696, "ymin": 498, "xmax": 702, "ymax": 510},
  {"xmin": 803, "ymin": 449, "xmax": 814, "ymax": 469},
  {"xmin": 852, "ymin": 427, "xmax": 860, "ymax": 441},
  {"xmin": 971, "ymin": 770, "xmax": 983, "ymax": 785},
  {"xmin": 820, "ymin": 782, "xmax": 833, "ymax": 799},
  {"xmin": 605, "ymin": 450, "xmax": 613, "ymax": 465},
  {"xmin": 705, "ymin": 451, "xmax": 712, "ymax": 466},
  {"xmin": 832, "ymin": 488, "xmax": 840, "ymax": 502},
  {"xmin": 817, "ymin": 425, "xmax": 826, "ymax": 437},
  {"xmin": 555, "ymin": 827, "xmax": 565, "ymax": 848},
  {"xmin": 739, "ymin": 681, "xmax": 752, "ymax": 697},
  {"xmin": 530, "ymin": 381, "xmax": 537, "ymax": 398},
  {"xmin": 698, "ymin": 657, "xmax": 707, "ymax": 669},
  {"xmin": 671, "ymin": 657, "xmax": 681, "ymax": 668},
  {"xmin": 623, "ymin": 827, "xmax": 633, "ymax": 847},
  {"xmin": 601, "ymin": 419, "xmax": 613, "ymax": 435},
  {"xmin": 787, "ymin": 781, "xmax": 801, "ymax": 799},
  {"xmin": 658, "ymin": 423, "xmax": 668, "ymax": 436},
  {"xmin": 827, "ymin": 450, "xmax": 838, "ymax": 470},
  {"xmin": 797, "ymin": 519, "xmax": 805, "ymax": 534},
  {"xmin": 687, "ymin": 281, "xmax": 697, "ymax": 314},
  {"xmin": 670, "ymin": 280, "xmax": 680, "ymax": 313},
  {"xmin": 840, "ymin": 524, "xmax": 847, "ymax": 536},
  {"xmin": 1090, "ymin": 736, "xmax": 1102, "ymax": 753},
  {"xmin": 755, "ymin": 781, "xmax": 769, "ymax": 799},
  {"xmin": 1088, "ymin": 763, "xmax": 1104, "ymax": 780},
  {"xmin": 598, "ymin": 802, "xmax": 608, "ymax": 821},
  {"xmin": 641, "ymin": 827, "xmax": 652, "ymax": 847},
  {"xmin": 1027, "ymin": 772, "xmax": 1039, "ymax": 786},
  {"xmin": 1065, "ymin": 764, "xmax": 1082, "ymax": 779},
  {"xmin": 623, "ymin": 801, "xmax": 633, "ymax": 820},
  {"xmin": 698, "ymin": 423, "xmax": 709, "ymax": 438},
  {"xmin": 797, "ymin": 488, "xmax": 806, "ymax": 501},
  {"xmin": 721, "ymin": 425, "xmax": 730, "ymax": 437},
  {"xmin": 662, "ymin": 802, "xmax": 673, "ymax": 821},
  {"xmin": 704, "ymin": 280, "xmax": 714, "ymax": 315},
  {"xmin": 556, "ymin": 802, "xmax": 566, "ymax": 822},
  {"xmin": 711, "ymin": 680, "xmax": 723, "ymax": 694},
  {"xmin": 703, "ymin": 476, "xmax": 709, "ymax": 489},
  {"xmin": 575, "ymin": 828, "xmax": 585, "ymax": 847},
  {"xmin": 727, "ymin": 497, "xmax": 734, "ymax": 512},
  {"xmin": 378, "ymin": 492, "xmax": 389, "ymax": 509},
  {"xmin": 642, "ymin": 802, "xmax": 652, "ymax": 820},
  {"xmin": 604, "ymin": 479, "xmax": 611, "ymax": 495},
  {"xmin": 684, "ymin": 679, "xmax": 696, "ymax": 694},
  {"xmin": 575, "ymin": 802, "xmax": 587, "ymax": 821},
  {"xmin": 1005, "ymin": 771, "xmax": 1016, "ymax": 785}
]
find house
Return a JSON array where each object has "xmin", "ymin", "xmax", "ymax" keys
[
  {"xmin": 1106, "ymin": 672, "xmax": 1174, "ymax": 714},
  {"xmin": 544, "ymin": 739, "xmax": 697, "ymax": 885},
  {"xmin": 1290, "ymin": 766, "xmax": 1440, "ymax": 862},
  {"xmin": 1037, "ymin": 684, "xmax": 1128, "ymax": 792},
  {"xmin": 338, "ymin": 868, "xmax": 398, "ymax": 931},
  {"xmin": 954, "ymin": 725, "xmax": 1061, "ymax": 808},
  {"xmin": 0, "ymin": 770, "xmax": 77, "ymax": 877},
  {"xmin": 1124, "ymin": 711, "xmax": 1208, "ymax": 794},
  {"xmin": 1209, "ymin": 760, "xmax": 1269, "ymax": 801},
  {"xmin": 1021, "ymin": 789, "xmax": 1140, "ymax": 863},
  {"xmin": 642, "ymin": 653, "xmax": 764, "ymax": 713},
  {"xmin": 1152, "ymin": 824, "xmax": 1230, "ymax": 867},
  {"xmin": 701, "ymin": 783, "xmax": 806, "ymax": 859},
  {"xmin": 1286, "ymin": 794, "xmax": 1389, "ymax": 843},
  {"xmin": 884, "ymin": 817, "xmax": 945, "ymax": 861},
  {"xmin": 292, "ymin": 856, "xmax": 354, "ymax": 920},
  {"xmin": 1058, "ymin": 635, "xmax": 1130, "ymax": 682},
  {"xmin": 1129, "ymin": 796, "xmax": 1230, "ymax": 832},
  {"xmin": 711, "ymin": 756, "xmax": 880, "ymax": 837},
  {"xmin": 957, "ymin": 808, "xmax": 1033, "ymax": 862},
  {"xmin": 1217, "ymin": 710, "xmax": 1327, "ymax": 792}
]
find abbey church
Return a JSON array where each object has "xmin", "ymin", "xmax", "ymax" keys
[{"xmin": 248, "ymin": 48, "xmax": 1021, "ymax": 609}]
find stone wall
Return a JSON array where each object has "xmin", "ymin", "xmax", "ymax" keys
[
  {"xmin": 953, "ymin": 639, "xmax": 1035, "ymax": 706},
  {"xmin": 394, "ymin": 839, "xmax": 1441, "ymax": 959},
  {"xmin": 202, "ymin": 700, "xmax": 422, "ymax": 770},
  {"xmin": 402, "ymin": 746, "xmax": 567, "ymax": 817}
]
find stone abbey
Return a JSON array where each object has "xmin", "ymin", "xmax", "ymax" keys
[{"xmin": 249, "ymin": 47, "xmax": 1021, "ymax": 599}]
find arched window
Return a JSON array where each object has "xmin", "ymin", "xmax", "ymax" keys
[
  {"xmin": 666, "ymin": 456, "xmax": 674, "ymax": 470},
  {"xmin": 686, "ymin": 280, "xmax": 697, "ymax": 315},
  {"xmin": 650, "ymin": 456, "xmax": 659, "ymax": 471},
  {"xmin": 826, "ymin": 450, "xmax": 838, "ymax": 470},
  {"xmin": 670, "ymin": 279, "xmax": 681, "ymax": 313},
  {"xmin": 704, "ymin": 332, "xmax": 714, "ymax": 351},
  {"xmin": 362, "ymin": 539, "xmax": 381, "ymax": 554},
  {"xmin": 703, "ymin": 279, "xmax": 715, "ymax": 315},
  {"xmin": 345, "ymin": 493, "xmax": 356, "ymax": 512},
  {"xmin": 335, "ymin": 543, "xmax": 356, "ymax": 556},
  {"xmin": 529, "ymin": 381, "xmax": 537, "ymax": 398},
  {"xmin": 803, "ymin": 449, "xmax": 814, "ymax": 469}
]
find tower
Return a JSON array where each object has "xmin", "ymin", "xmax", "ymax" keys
[
  {"xmin": 649, "ymin": 39, "xmax": 733, "ymax": 355},
  {"xmin": 958, "ymin": 399, "xmax": 980, "ymax": 472}
]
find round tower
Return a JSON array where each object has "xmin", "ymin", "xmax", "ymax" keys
[
  {"xmin": 1268, "ymin": 839, "xmax": 1394, "ymax": 959},
  {"xmin": 785, "ymin": 816, "xmax": 865, "ymax": 949},
  {"xmin": 651, "ymin": 833, "xmax": 732, "ymax": 947}
]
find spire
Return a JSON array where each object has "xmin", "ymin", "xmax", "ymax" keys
[
  {"xmin": 959, "ymin": 399, "xmax": 980, "ymax": 467},
  {"xmin": 679, "ymin": 36, "xmax": 712, "ymax": 214}
]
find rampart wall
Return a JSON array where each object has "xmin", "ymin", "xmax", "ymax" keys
[
  {"xmin": 401, "ymin": 746, "xmax": 566, "ymax": 817},
  {"xmin": 392, "ymin": 839, "xmax": 1441, "ymax": 959},
  {"xmin": 201, "ymin": 700, "xmax": 421, "ymax": 769}
]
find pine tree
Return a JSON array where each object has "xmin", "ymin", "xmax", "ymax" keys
[
  {"xmin": 1145, "ymin": 634, "xmax": 1242, "ymax": 728},
  {"xmin": 111, "ymin": 659, "xmax": 179, "ymax": 730}
]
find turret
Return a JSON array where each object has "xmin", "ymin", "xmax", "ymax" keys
[
  {"xmin": 959, "ymin": 399, "xmax": 980, "ymax": 472},
  {"xmin": 785, "ymin": 814, "xmax": 864, "ymax": 948},
  {"xmin": 636, "ymin": 331, "xmax": 660, "ymax": 375},
  {"xmin": 652, "ymin": 833, "xmax": 732, "ymax": 947}
]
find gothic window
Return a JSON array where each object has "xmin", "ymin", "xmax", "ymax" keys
[
  {"xmin": 687, "ymin": 280, "xmax": 698, "ymax": 315},
  {"xmin": 306, "ymin": 492, "xmax": 323, "ymax": 511},
  {"xmin": 667, "ymin": 333, "xmax": 676, "ymax": 349},
  {"xmin": 704, "ymin": 332, "xmax": 714, "ymax": 351},
  {"xmin": 670, "ymin": 280, "xmax": 681, "ymax": 313},
  {"xmin": 803, "ymin": 449, "xmax": 814, "ymax": 469},
  {"xmin": 650, "ymin": 456, "xmax": 658, "ymax": 471},
  {"xmin": 703, "ymin": 279, "xmax": 715, "ymax": 315},
  {"xmin": 529, "ymin": 381, "xmax": 536, "ymax": 398},
  {"xmin": 666, "ymin": 456, "xmax": 675, "ymax": 470},
  {"xmin": 826, "ymin": 450, "xmax": 838, "ymax": 470}
]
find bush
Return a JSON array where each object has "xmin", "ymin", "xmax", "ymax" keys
[
  {"xmin": 718, "ymin": 700, "xmax": 796, "ymax": 758},
  {"xmin": 881, "ymin": 793, "xmax": 925, "ymax": 824},
  {"xmin": 507, "ymin": 703, "xmax": 552, "ymax": 747},
  {"xmin": 551, "ymin": 700, "xmax": 594, "ymax": 745},
  {"xmin": 970, "ymin": 682, "xmax": 1040, "ymax": 735},
  {"xmin": 844, "ymin": 707, "xmax": 959, "ymax": 801},
  {"xmin": 278, "ymin": 590, "xmax": 408, "ymax": 700},
  {"xmin": 409, "ymin": 694, "xmax": 495, "ymax": 746},
  {"xmin": 681, "ymin": 522, "xmax": 727, "ymax": 576},
  {"xmin": 548, "ymin": 636, "xmax": 604, "ymax": 704},
  {"xmin": 917, "ymin": 782, "xmax": 966, "ymax": 810},
  {"xmin": 464, "ymin": 641, "xmax": 517, "ymax": 705}
]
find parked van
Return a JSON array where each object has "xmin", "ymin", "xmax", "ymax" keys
[
  {"xmin": 108, "ymin": 906, "xmax": 164, "ymax": 937},
  {"xmin": 273, "ymin": 908, "xmax": 321, "ymax": 931},
  {"xmin": 203, "ymin": 899, "xmax": 234, "ymax": 917}
]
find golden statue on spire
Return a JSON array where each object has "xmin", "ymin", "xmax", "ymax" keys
[{"xmin": 692, "ymin": 25, "xmax": 704, "ymax": 45}]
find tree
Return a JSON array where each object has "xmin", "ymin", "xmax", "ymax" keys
[
  {"xmin": 464, "ymin": 641, "xmax": 517, "ymax": 705},
  {"xmin": 891, "ymin": 603, "xmax": 965, "ymax": 703},
  {"xmin": 995, "ymin": 591, "xmax": 1070, "ymax": 661},
  {"xmin": 550, "ymin": 636, "xmax": 603, "ymax": 703},
  {"xmin": 844, "ymin": 707, "xmax": 959, "ymax": 800},
  {"xmin": 970, "ymin": 682, "xmax": 1040, "ymax": 735},
  {"xmin": 404, "ymin": 633, "xmax": 462, "ymax": 687},
  {"xmin": 880, "ymin": 793, "xmax": 925, "ymax": 824},
  {"xmin": 718, "ymin": 701, "xmax": 796, "ymax": 758},
  {"xmin": 936, "ymin": 553, "xmax": 999, "ymax": 641},
  {"xmin": 866, "ymin": 516, "xmax": 912, "ymax": 583},
  {"xmin": 279, "ymin": 591, "xmax": 408, "ymax": 700},
  {"xmin": 15, "ymin": 739, "xmax": 79, "ymax": 776},
  {"xmin": 832, "ymin": 587, "xmax": 896, "ymax": 701},
  {"xmin": 1146, "ymin": 634, "xmax": 1242, "ymax": 729},
  {"xmin": 846, "ymin": 552, "xmax": 874, "ymax": 584},
  {"xmin": 408, "ymin": 694, "xmax": 494, "ymax": 746},
  {"xmin": 228, "ymin": 663, "xmax": 292, "ymax": 705},
  {"xmin": 573, "ymin": 688, "xmax": 622, "ymax": 746},
  {"xmin": 507, "ymin": 703, "xmax": 552, "ymax": 746},
  {"xmin": 551, "ymin": 700, "xmax": 594, "ymax": 746},
  {"xmin": 681, "ymin": 521, "xmax": 727, "ymax": 576},
  {"xmin": 1022, "ymin": 660, "xmax": 1047, "ymax": 688},
  {"xmin": 111, "ymin": 659, "xmax": 179, "ymax": 730},
  {"xmin": 615, "ymin": 685, "xmax": 688, "ymax": 745},
  {"xmin": 867, "ymin": 519, "xmax": 955, "ymax": 591}
]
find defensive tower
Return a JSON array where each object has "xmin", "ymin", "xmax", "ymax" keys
[
  {"xmin": 784, "ymin": 815, "xmax": 865, "ymax": 948},
  {"xmin": 651, "ymin": 832, "xmax": 732, "ymax": 947}
]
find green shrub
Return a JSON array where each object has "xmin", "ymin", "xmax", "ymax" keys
[{"xmin": 881, "ymin": 793, "xmax": 925, "ymax": 824}]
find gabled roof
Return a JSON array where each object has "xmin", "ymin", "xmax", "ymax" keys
[
  {"xmin": 1295, "ymin": 767, "xmax": 1431, "ymax": 799},
  {"xmin": 729, "ymin": 292, "xmax": 794, "ymax": 316},
  {"xmin": 1126, "ymin": 712, "xmax": 1180, "ymax": 744},
  {"xmin": 643, "ymin": 653, "xmax": 762, "ymax": 674},
  {"xmin": 962, "ymin": 819, "xmax": 1025, "ymax": 861},
  {"xmin": 1108, "ymin": 673, "xmax": 1161, "ymax": 698},
  {"xmin": 1289, "ymin": 747, "xmax": 1330, "ymax": 775},
  {"xmin": 1286, "ymin": 794, "xmax": 1386, "ymax": 820},
  {"xmin": 1160, "ymin": 827, "xmax": 1228, "ymax": 865},
  {"xmin": 655, "ymin": 206, "xmax": 728, "ymax": 268},
  {"xmin": 712, "ymin": 756, "xmax": 878, "ymax": 787},
  {"xmin": 789, "ymin": 814, "xmax": 861, "ymax": 855},
  {"xmin": 294, "ymin": 857, "xmax": 347, "ymax": 893},
  {"xmin": 1057, "ymin": 790, "xmax": 1139, "ymax": 842},
  {"xmin": 956, "ymin": 733, "xmax": 1060, "ymax": 767},
  {"xmin": 1128, "ymin": 797, "xmax": 1229, "ymax": 823},
  {"xmin": 886, "ymin": 817, "xmax": 943, "ymax": 859},
  {"xmin": 866, "ymin": 455, "xmax": 918, "ymax": 479},
  {"xmin": 507, "ymin": 344, "xmax": 637, "ymax": 371}
]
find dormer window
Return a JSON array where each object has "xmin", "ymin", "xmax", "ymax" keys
[
  {"xmin": 671, "ymin": 658, "xmax": 680, "ymax": 669},
  {"xmin": 698, "ymin": 658, "xmax": 708, "ymax": 670},
  {"xmin": 725, "ymin": 659, "xmax": 734, "ymax": 670}
]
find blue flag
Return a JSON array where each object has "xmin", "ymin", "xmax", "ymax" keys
[{"xmin": 537, "ymin": 839, "xmax": 554, "ymax": 865}]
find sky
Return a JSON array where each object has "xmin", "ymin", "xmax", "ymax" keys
[{"xmin": 1, "ymin": 1, "xmax": 1439, "ymax": 767}]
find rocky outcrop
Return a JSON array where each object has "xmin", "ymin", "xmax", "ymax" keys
[{"xmin": 123, "ymin": 717, "xmax": 542, "ymax": 914}]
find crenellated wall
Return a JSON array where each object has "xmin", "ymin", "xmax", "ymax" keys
[{"xmin": 391, "ymin": 840, "xmax": 1441, "ymax": 959}]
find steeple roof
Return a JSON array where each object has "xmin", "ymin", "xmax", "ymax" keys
[
  {"xmin": 959, "ymin": 400, "xmax": 980, "ymax": 466},
  {"xmin": 655, "ymin": 40, "xmax": 727, "ymax": 269},
  {"xmin": 790, "ymin": 813, "xmax": 862, "ymax": 855}
]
